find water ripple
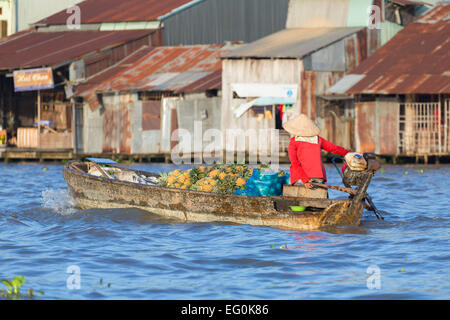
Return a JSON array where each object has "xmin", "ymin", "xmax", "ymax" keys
[{"xmin": 0, "ymin": 164, "xmax": 448, "ymax": 299}]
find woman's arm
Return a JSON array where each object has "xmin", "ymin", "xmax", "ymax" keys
[{"xmin": 320, "ymin": 137, "xmax": 351, "ymax": 157}]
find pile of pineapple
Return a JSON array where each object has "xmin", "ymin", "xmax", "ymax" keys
[{"xmin": 158, "ymin": 164, "xmax": 253, "ymax": 194}]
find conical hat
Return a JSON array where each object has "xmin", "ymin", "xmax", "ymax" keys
[{"xmin": 282, "ymin": 114, "xmax": 320, "ymax": 137}]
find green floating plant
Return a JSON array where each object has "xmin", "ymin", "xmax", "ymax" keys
[{"xmin": 0, "ymin": 276, "xmax": 44, "ymax": 299}]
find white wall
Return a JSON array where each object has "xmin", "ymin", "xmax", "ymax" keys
[
  {"xmin": 0, "ymin": 0, "xmax": 14, "ymax": 35},
  {"xmin": 17, "ymin": 0, "xmax": 84, "ymax": 31}
]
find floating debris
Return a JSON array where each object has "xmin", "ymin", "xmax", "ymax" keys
[{"xmin": 270, "ymin": 244, "xmax": 287, "ymax": 249}]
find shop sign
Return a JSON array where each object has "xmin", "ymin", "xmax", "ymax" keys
[{"xmin": 13, "ymin": 68, "xmax": 54, "ymax": 92}]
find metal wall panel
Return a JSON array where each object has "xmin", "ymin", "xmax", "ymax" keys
[
  {"xmin": 376, "ymin": 99, "xmax": 399, "ymax": 155},
  {"xmin": 355, "ymin": 99, "xmax": 400, "ymax": 154},
  {"xmin": 160, "ymin": 98, "xmax": 179, "ymax": 153},
  {"xmin": 163, "ymin": 0, "xmax": 290, "ymax": 45},
  {"xmin": 142, "ymin": 101, "xmax": 161, "ymax": 131},
  {"xmin": 355, "ymin": 101, "xmax": 377, "ymax": 153},
  {"xmin": 286, "ymin": 0, "xmax": 350, "ymax": 28},
  {"xmin": 176, "ymin": 97, "xmax": 221, "ymax": 153},
  {"xmin": 300, "ymin": 70, "xmax": 346, "ymax": 120},
  {"xmin": 102, "ymin": 106, "xmax": 119, "ymax": 154},
  {"xmin": 82, "ymin": 101, "xmax": 103, "ymax": 154},
  {"xmin": 304, "ymin": 39, "xmax": 346, "ymax": 72}
]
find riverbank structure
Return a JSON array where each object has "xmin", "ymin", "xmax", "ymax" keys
[{"xmin": 328, "ymin": 3, "xmax": 450, "ymax": 162}]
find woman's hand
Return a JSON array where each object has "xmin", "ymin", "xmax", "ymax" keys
[{"xmin": 304, "ymin": 180, "xmax": 313, "ymax": 189}]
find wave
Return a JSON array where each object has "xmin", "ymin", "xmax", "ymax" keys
[{"xmin": 41, "ymin": 188, "xmax": 77, "ymax": 216}]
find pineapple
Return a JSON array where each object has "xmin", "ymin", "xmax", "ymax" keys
[
  {"xmin": 158, "ymin": 172, "xmax": 170, "ymax": 186},
  {"xmin": 172, "ymin": 169, "xmax": 181, "ymax": 177},
  {"xmin": 236, "ymin": 178, "xmax": 246, "ymax": 187},
  {"xmin": 167, "ymin": 175, "xmax": 177, "ymax": 185},
  {"xmin": 208, "ymin": 169, "xmax": 219, "ymax": 178}
]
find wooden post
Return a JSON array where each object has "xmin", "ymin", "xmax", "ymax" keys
[
  {"xmin": 37, "ymin": 90, "xmax": 41, "ymax": 148},
  {"xmin": 404, "ymin": 95, "xmax": 415, "ymax": 154},
  {"xmin": 438, "ymin": 96, "xmax": 442, "ymax": 154}
]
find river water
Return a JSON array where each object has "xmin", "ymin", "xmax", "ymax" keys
[{"xmin": 0, "ymin": 163, "xmax": 448, "ymax": 299}]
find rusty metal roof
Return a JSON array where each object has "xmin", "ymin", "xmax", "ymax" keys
[
  {"xmin": 221, "ymin": 27, "xmax": 363, "ymax": 59},
  {"xmin": 329, "ymin": 3, "xmax": 450, "ymax": 95},
  {"xmin": 0, "ymin": 29, "xmax": 156, "ymax": 70},
  {"xmin": 74, "ymin": 44, "xmax": 234, "ymax": 110},
  {"xmin": 37, "ymin": 0, "xmax": 201, "ymax": 25}
]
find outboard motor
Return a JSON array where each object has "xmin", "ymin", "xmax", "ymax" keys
[
  {"xmin": 342, "ymin": 152, "xmax": 380, "ymax": 187},
  {"xmin": 332, "ymin": 153, "xmax": 383, "ymax": 220}
]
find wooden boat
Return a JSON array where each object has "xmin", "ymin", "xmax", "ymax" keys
[{"xmin": 63, "ymin": 160, "xmax": 379, "ymax": 231}]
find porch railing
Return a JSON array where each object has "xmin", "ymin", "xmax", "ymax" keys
[{"xmin": 398, "ymin": 100, "xmax": 449, "ymax": 155}]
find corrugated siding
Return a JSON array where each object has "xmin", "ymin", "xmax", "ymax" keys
[
  {"xmin": 355, "ymin": 99, "xmax": 399, "ymax": 154},
  {"xmin": 286, "ymin": 0, "xmax": 350, "ymax": 28},
  {"xmin": 177, "ymin": 97, "xmax": 221, "ymax": 153},
  {"xmin": 163, "ymin": 0, "xmax": 290, "ymax": 45},
  {"xmin": 346, "ymin": 0, "xmax": 376, "ymax": 27},
  {"xmin": 160, "ymin": 98, "xmax": 179, "ymax": 153},
  {"xmin": 380, "ymin": 21, "xmax": 403, "ymax": 45},
  {"xmin": 355, "ymin": 101, "xmax": 377, "ymax": 153},
  {"xmin": 300, "ymin": 71, "xmax": 346, "ymax": 120},
  {"xmin": 142, "ymin": 101, "xmax": 161, "ymax": 131},
  {"xmin": 87, "ymin": 92, "xmax": 161, "ymax": 155},
  {"xmin": 303, "ymin": 39, "xmax": 346, "ymax": 71},
  {"xmin": 286, "ymin": 0, "xmax": 381, "ymax": 28},
  {"xmin": 82, "ymin": 101, "xmax": 103, "ymax": 154}
]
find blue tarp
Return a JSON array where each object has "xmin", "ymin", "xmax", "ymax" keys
[
  {"xmin": 85, "ymin": 158, "xmax": 118, "ymax": 164},
  {"xmin": 234, "ymin": 169, "xmax": 290, "ymax": 197}
]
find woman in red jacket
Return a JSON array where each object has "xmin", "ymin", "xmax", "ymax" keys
[{"xmin": 283, "ymin": 114, "xmax": 350, "ymax": 189}]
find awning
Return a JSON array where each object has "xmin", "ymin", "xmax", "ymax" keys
[
  {"xmin": 233, "ymin": 96, "xmax": 296, "ymax": 119},
  {"xmin": 231, "ymin": 83, "xmax": 298, "ymax": 99}
]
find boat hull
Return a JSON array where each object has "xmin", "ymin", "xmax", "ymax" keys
[{"xmin": 63, "ymin": 162, "xmax": 365, "ymax": 231}]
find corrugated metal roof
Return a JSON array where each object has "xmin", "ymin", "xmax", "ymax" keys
[
  {"xmin": 328, "ymin": 74, "xmax": 366, "ymax": 94},
  {"xmin": 74, "ymin": 44, "xmax": 234, "ymax": 110},
  {"xmin": 37, "ymin": 0, "xmax": 201, "ymax": 25},
  {"xmin": 0, "ymin": 29, "xmax": 156, "ymax": 70},
  {"xmin": 221, "ymin": 27, "xmax": 363, "ymax": 59},
  {"xmin": 328, "ymin": 3, "xmax": 450, "ymax": 95},
  {"xmin": 389, "ymin": 0, "xmax": 431, "ymax": 6}
]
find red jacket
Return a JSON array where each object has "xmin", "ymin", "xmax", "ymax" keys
[{"xmin": 288, "ymin": 136, "xmax": 350, "ymax": 184}]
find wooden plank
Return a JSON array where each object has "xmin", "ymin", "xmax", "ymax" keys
[
  {"xmin": 90, "ymin": 161, "xmax": 113, "ymax": 179},
  {"xmin": 71, "ymin": 163, "xmax": 85, "ymax": 173},
  {"xmin": 311, "ymin": 182, "xmax": 357, "ymax": 195},
  {"xmin": 6, "ymin": 151, "xmax": 37, "ymax": 158},
  {"xmin": 40, "ymin": 151, "xmax": 72, "ymax": 159},
  {"xmin": 283, "ymin": 185, "xmax": 328, "ymax": 199}
]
